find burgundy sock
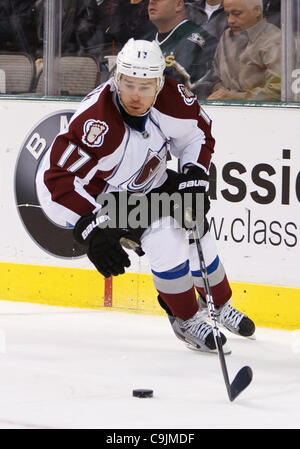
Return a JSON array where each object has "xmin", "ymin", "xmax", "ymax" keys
[
  {"xmin": 196, "ymin": 275, "xmax": 232, "ymax": 306},
  {"xmin": 158, "ymin": 287, "xmax": 199, "ymax": 320}
]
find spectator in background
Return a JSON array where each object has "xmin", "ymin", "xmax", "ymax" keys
[
  {"xmin": 83, "ymin": 1, "xmax": 155, "ymax": 73},
  {"xmin": 81, "ymin": 0, "xmax": 119, "ymax": 70},
  {"xmin": 185, "ymin": 0, "xmax": 228, "ymax": 39},
  {"xmin": 206, "ymin": 0, "xmax": 281, "ymax": 101},
  {"xmin": 85, "ymin": 0, "xmax": 118, "ymax": 48},
  {"xmin": 146, "ymin": 0, "xmax": 218, "ymax": 97},
  {"xmin": 263, "ymin": 0, "xmax": 280, "ymax": 28},
  {"xmin": 35, "ymin": 0, "xmax": 98, "ymax": 57},
  {"xmin": 35, "ymin": 0, "xmax": 99, "ymax": 72},
  {"xmin": 0, "ymin": 0, "xmax": 38, "ymax": 56},
  {"xmin": 105, "ymin": 0, "xmax": 156, "ymax": 46}
]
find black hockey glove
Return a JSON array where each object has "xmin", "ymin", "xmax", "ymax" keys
[
  {"xmin": 73, "ymin": 211, "xmax": 131, "ymax": 278},
  {"xmin": 174, "ymin": 165, "xmax": 210, "ymax": 229}
]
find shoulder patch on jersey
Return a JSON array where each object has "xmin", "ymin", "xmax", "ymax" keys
[
  {"xmin": 187, "ymin": 33, "xmax": 206, "ymax": 48},
  {"xmin": 82, "ymin": 119, "xmax": 109, "ymax": 148},
  {"xmin": 177, "ymin": 84, "xmax": 197, "ymax": 106}
]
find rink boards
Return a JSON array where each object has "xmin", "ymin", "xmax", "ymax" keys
[
  {"xmin": 0, "ymin": 262, "xmax": 300, "ymax": 330},
  {"xmin": 0, "ymin": 98, "xmax": 299, "ymax": 330}
]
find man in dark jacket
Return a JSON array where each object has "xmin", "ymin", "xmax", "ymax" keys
[
  {"xmin": 146, "ymin": 0, "xmax": 218, "ymax": 98},
  {"xmin": 0, "ymin": 0, "xmax": 38, "ymax": 55},
  {"xmin": 185, "ymin": 0, "xmax": 227, "ymax": 39},
  {"xmin": 105, "ymin": 0, "xmax": 156, "ymax": 45},
  {"xmin": 35, "ymin": 0, "xmax": 98, "ymax": 57}
]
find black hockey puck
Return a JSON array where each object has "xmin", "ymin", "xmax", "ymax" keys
[{"xmin": 132, "ymin": 389, "xmax": 153, "ymax": 398}]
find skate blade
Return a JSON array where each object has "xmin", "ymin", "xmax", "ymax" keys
[
  {"xmin": 185, "ymin": 342, "xmax": 231, "ymax": 355},
  {"xmin": 246, "ymin": 333, "xmax": 256, "ymax": 340},
  {"xmin": 224, "ymin": 327, "xmax": 257, "ymax": 340}
]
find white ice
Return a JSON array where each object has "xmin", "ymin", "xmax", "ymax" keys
[{"xmin": 0, "ymin": 299, "xmax": 299, "ymax": 429}]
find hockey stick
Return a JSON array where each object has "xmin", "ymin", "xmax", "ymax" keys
[{"xmin": 192, "ymin": 223, "xmax": 253, "ymax": 402}]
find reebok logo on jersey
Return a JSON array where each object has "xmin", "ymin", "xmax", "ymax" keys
[
  {"xmin": 178, "ymin": 180, "xmax": 202, "ymax": 190},
  {"xmin": 177, "ymin": 84, "xmax": 197, "ymax": 106},
  {"xmin": 82, "ymin": 119, "xmax": 109, "ymax": 148}
]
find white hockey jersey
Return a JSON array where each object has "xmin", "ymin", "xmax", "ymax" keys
[{"xmin": 38, "ymin": 76, "xmax": 215, "ymax": 226}]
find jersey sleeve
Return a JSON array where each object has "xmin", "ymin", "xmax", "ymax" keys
[
  {"xmin": 178, "ymin": 99, "xmax": 215, "ymax": 173},
  {"xmin": 40, "ymin": 85, "xmax": 125, "ymax": 225},
  {"xmin": 154, "ymin": 77, "xmax": 215, "ymax": 173},
  {"xmin": 43, "ymin": 131, "xmax": 104, "ymax": 222}
]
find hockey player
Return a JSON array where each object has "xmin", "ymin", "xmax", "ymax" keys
[{"xmin": 38, "ymin": 38, "xmax": 255, "ymax": 353}]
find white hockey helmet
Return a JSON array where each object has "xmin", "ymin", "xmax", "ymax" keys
[{"xmin": 115, "ymin": 38, "xmax": 166, "ymax": 91}]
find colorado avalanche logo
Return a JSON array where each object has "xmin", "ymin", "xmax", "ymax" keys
[
  {"xmin": 82, "ymin": 119, "xmax": 109, "ymax": 148},
  {"xmin": 119, "ymin": 146, "xmax": 167, "ymax": 194},
  {"xmin": 135, "ymin": 152, "xmax": 161, "ymax": 186},
  {"xmin": 178, "ymin": 84, "xmax": 197, "ymax": 106}
]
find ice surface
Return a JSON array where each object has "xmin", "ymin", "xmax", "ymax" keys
[{"xmin": 0, "ymin": 299, "xmax": 299, "ymax": 429}]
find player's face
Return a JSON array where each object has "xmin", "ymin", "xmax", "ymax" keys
[
  {"xmin": 224, "ymin": 0, "xmax": 261, "ymax": 35},
  {"xmin": 118, "ymin": 75, "xmax": 158, "ymax": 116}
]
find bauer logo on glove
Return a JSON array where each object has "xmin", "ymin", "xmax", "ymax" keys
[
  {"xmin": 178, "ymin": 179, "xmax": 203, "ymax": 190},
  {"xmin": 81, "ymin": 214, "xmax": 111, "ymax": 241}
]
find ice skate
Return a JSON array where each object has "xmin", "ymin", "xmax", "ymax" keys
[
  {"xmin": 157, "ymin": 294, "xmax": 230, "ymax": 354},
  {"xmin": 198, "ymin": 296, "xmax": 255, "ymax": 338},
  {"xmin": 168, "ymin": 310, "xmax": 231, "ymax": 354}
]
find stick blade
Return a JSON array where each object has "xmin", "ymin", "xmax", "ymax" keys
[{"xmin": 229, "ymin": 366, "xmax": 253, "ymax": 401}]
